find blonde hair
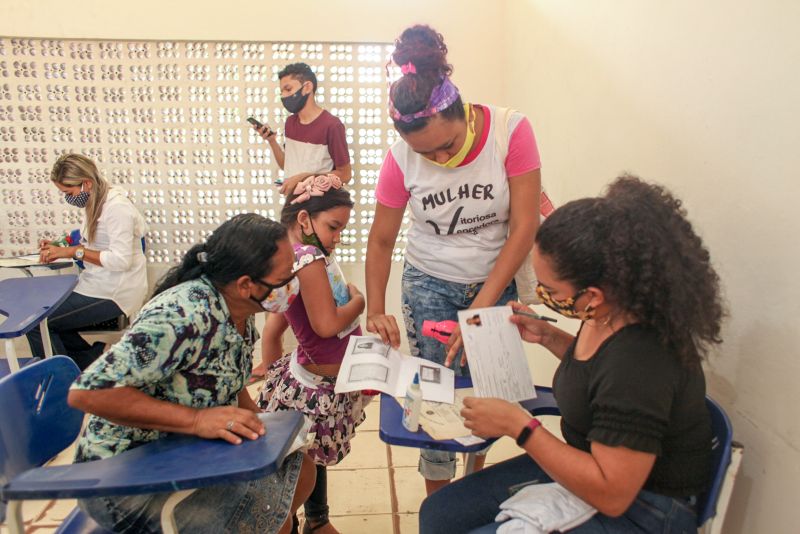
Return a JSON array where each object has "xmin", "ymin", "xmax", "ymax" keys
[{"xmin": 51, "ymin": 154, "xmax": 109, "ymax": 242}]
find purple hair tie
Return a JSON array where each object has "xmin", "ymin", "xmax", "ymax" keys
[{"xmin": 389, "ymin": 77, "xmax": 461, "ymax": 123}]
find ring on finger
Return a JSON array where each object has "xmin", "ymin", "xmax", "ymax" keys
[{"xmin": 226, "ymin": 420, "xmax": 234, "ymax": 431}]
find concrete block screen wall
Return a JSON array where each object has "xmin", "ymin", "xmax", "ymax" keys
[{"xmin": 0, "ymin": 37, "xmax": 410, "ymax": 264}]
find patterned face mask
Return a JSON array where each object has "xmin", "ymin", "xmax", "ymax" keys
[
  {"xmin": 64, "ymin": 184, "xmax": 90, "ymax": 208},
  {"xmin": 252, "ymin": 276, "xmax": 299, "ymax": 313},
  {"xmin": 535, "ymin": 283, "xmax": 596, "ymax": 321}
]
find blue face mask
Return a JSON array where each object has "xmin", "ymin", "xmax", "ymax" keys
[{"xmin": 64, "ymin": 184, "xmax": 89, "ymax": 208}]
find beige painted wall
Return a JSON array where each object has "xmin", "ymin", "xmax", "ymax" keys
[
  {"xmin": 505, "ymin": 1, "xmax": 800, "ymax": 532},
  {"xmin": 0, "ymin": 0, "xmax": 507, "ymax": 106},
  {"xmin": 4, "ymin": 1, "xmax": 798, "ymax": 531}
]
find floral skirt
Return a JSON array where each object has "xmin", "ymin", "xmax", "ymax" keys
[{"xmin": 258, "ymin": 351, "xmax": 367, "ymax": 467}]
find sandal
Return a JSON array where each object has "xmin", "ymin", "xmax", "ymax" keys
[
  {"xmin": 249, "ymin": 362, "xmax": 268, "ymax": 384},
  {"xmin": 302, "ymin": 516, "xmax": 330, "ymax": 533},
  {"xmin": 248, "ymin": 373, "xmax": 266, "ymax": 384}
]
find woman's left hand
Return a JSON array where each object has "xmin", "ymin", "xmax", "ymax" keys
[
  {"xmin": 461, "ymin": 397, "xmax": 530, "ymax": 438},
  {"xmin": 444, "ymin": 324, "xmax": 466, "ymax": 368},
  {"xmin": 40, "ymin": 244, "xmax": 74, "ymax": 263}
]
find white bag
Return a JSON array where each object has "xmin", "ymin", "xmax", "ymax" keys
[{"xmin": 494, "ymin": 107, "xmax": 555, "ymax": 305}]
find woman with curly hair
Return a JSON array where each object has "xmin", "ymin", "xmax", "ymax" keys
[{"xmin": 419, "ymin": 175, "xmax": 724, "ymax": 533}]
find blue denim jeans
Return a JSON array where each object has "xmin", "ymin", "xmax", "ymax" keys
[
  {"xmin": 401, "ymin": 262, "xmax": 518, "ymax": 480},
  {"xmin": 419, "ymin": 454, "xmax": 698, "ymax": 534},
  {"xmin": 78, "ymin": 451, "xmax": 303, "ymax": 534},
  {"xmin": 25, "ymin": 291, "xmax": 122, "ymax": 369}
]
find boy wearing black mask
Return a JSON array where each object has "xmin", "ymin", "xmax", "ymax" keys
[{"xmin": 254, "ymin": 62, "xmax": 352, "ymax": 196}]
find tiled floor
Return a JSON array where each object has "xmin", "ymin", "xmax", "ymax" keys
[{"xmin": 8, "ymin": 384, "xmax": 561, "ymax": 534}]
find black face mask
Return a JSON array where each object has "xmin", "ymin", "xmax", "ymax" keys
[{"xmin": 281, "ymin": 84, "xmax": 310, "ymax": 114}]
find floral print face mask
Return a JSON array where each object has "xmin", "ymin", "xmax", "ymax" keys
[
  {"xmin": 252, "ymin": 276, "xmax": 299, "ymax": 313},
  {"xmin": 535, "ymin": 283, "xmax": 596, "ymax": 321}
]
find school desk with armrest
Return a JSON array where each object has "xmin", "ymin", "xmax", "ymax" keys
[
  {"xmin": 379, "ymin": 376, "xmax": 559, "ymax": 475},
  {"xmin": 0, "ymin": 275, "xmax": 78, "ymax": 375},
  {"xmin": 0, "ymin": 356, "xmax": 305, "ymax": 534}
]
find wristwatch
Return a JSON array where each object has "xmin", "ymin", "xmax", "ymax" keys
[
  {"xmin": 73, "ymin": 246, "xmax": 85, "ymax": 260},
  {"xmin": 515, "ymin": 418, "xmax": 541, "ymax": 447}
]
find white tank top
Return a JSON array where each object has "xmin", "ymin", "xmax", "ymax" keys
[{"xmin": 390, "ymin": 105, "xmax": 524, "ymax": 283}]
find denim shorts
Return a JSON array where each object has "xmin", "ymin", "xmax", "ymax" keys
[
  {"xmin": 401, "ymin": 262, "xmax": 518, "ymax": 480},
  {"xmin": 78, "ymin": 451, "xmax": 303, "ymax": 534}
]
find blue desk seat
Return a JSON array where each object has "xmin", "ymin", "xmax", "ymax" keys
[
  {"xmin": 0, "ymin": 356, "xmax": 304, "ymax": 534},
  {"xmin": 0, "ymin": 275, "xmax": 78, "ymax": 375},
  {"xmin": 379, "ymin": 376, "xmax": 498, "ymax": 454}
]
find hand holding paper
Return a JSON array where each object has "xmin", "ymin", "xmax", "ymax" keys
[{"xmin": 458, "ymin": 306, "xmax": 537, "ymax": 402}]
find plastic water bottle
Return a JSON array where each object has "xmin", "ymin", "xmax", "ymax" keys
[
  {"xmin": 421, "ymin": 320, "xmax": 458, "ymax": 345},
  {"xmin": 402, "ymin": 372, "xmax": 423, "ymax": 432}
]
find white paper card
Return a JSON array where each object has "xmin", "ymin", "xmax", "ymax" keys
[
  {"xmin": 458, "ymin": 306, "xmax": 537, "ymax": 402},
  {"xmin": 0, "ymin": 254, "xmax": 72, "ymax": 268}
]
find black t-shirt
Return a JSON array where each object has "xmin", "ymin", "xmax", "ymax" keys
[{"xmin": 553, "ymin": 324, "xmax": 711, "ymax": 497}]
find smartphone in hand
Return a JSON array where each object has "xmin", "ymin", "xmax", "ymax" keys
[{"xmin": 247, "ymin": 117, "xmax": 273, "ymax": 136}]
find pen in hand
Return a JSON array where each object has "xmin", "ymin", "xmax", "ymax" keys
[{"xmin": 512, "ymin": 309, "xmax": 557, "ymax": 323}]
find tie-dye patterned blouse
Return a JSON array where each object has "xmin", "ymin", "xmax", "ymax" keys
[{"xmin": 71, "ymin": 276, "xmax": 257, "ymax": 462}]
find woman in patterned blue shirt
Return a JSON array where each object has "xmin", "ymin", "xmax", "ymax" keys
[{"xmin": 68, "ymin": 214, "xmax": 315, "ymax": 534}]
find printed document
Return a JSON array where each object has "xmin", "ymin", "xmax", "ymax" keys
[
  {"xmin": 458, "ymin": 306, "xmax": 537, "ymax": 402},
  {"xmin": 0, "ymin": 254, "xmax": 72, "ymax": 268},
  {"xmin": 334, "ymin": 336, "xmax": 455, "ymax": 403}
]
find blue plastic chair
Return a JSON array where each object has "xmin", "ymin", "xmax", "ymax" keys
[
  {"xmin": 68, "ymin": 229, "xmax": 146, "ymax": 271},
  {"xmin": 517, "ymin": 387, "xmax": 740, "ymax": 531},
  {"xmin": 0, "ymin": 356, "xmax": 305, "ymax": 534},
  {"xmin": 697, "ymin": 397, "xmax": 742, "ymax": 534}
]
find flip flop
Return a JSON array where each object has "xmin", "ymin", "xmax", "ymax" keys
[{"xmin": 248, "ymin": 373, "xmax": 266, "ymax": 384}]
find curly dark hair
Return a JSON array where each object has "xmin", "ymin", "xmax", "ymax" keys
[
  {"xmin": 386, "ymin": 24, "xmax": 465, "ymax": 134},
  {"xmin": 536, "ymin": 175, "xmax": 725, "ymax": 367}
]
